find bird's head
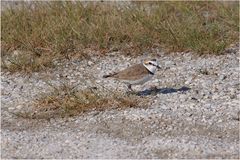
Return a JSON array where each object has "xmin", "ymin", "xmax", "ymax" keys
[{"xmin": 143, "ymin": 59, "xmax": 161, "ymax": 74}]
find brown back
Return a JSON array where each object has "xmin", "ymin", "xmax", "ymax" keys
[{"xmin": 112, "ymin": 64, "xmax": 150, "ymax": 80}]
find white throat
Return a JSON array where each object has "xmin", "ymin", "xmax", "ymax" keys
[{"xmin": 143, "ymin": 63, "xmax": 157, "ymax": 74}]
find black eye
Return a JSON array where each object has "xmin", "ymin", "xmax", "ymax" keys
[{"xmin": 149, "ymin": 62, "xmax": 153, "ymax": 65}]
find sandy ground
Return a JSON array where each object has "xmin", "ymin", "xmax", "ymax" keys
[{"xmin": 1, "ymin": 45, "xmax": 240, "ymax": 158}]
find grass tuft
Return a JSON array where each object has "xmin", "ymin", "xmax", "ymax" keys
[
  {"xmin": 1, "ymin": 50, "xmax": 54, "ymax": 73},
  {"xmin": 27, "ymin": 82, "xmax": 145, "ymax": 119},
  {"xmin": 1, "ymin": 1, "xmax": 239, "ymax": 72}
]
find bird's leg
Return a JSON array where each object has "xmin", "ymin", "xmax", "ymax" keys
[
  {"xmin": 128, "ymin": 84, "xmax": 133, "ymax": 91},
  {"xmin": 127, "ymin": 84, "xmax": 138, "ymax": 95}
]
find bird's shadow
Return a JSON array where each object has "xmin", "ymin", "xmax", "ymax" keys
[{"xmin": 136, "ymin": 86, "xmax": 191, "ymax": 96}]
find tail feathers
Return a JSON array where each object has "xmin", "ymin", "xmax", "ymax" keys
[
  {"xmin": 103, "ymin": 74, "xmax": 111, "ymax": 78},
  {"xmin": 103, "ymin": 72, "xmax": 117, "ymax": 78}
]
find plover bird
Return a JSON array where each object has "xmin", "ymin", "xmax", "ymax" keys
[{"xmin": 103, "ymin": 59, "xmax": 160, "ymax": 91}]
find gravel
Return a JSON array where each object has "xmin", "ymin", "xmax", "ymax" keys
[{"xmin": 1, "ymin": 45, "xmax": 240, "ymax": 159}]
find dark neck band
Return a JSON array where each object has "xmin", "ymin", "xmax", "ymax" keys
[{"xmin": 149, "ymin": 71, "xmax": 154, "ymax": 75}]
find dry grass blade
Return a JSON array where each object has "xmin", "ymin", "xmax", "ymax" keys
[
  {"xmin": 29, "ymin": 83, "xmax": 146, "ymax": 120},
  {"xmin": 1, "ymin": 51, "xmax": 55, "ymax": 73},
  {"xmin": 1, "ymin": 1, "xmax": 239, "ymax": 73}
]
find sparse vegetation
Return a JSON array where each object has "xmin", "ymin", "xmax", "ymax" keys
[
  {"xmin": 1, "ymin": 50, "xmax": 54, "ymax": 72},
  {"xmin": 23, "ymin": 82, "xmax": 145, "ymax": 119},
  {"xmin": 1, "ymin": 1, "xmax": 239, "ymax": 72}
]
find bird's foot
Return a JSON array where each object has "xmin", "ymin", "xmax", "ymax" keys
[
  {"xmin": 149, "ymin": 85, "xmax": 158, "ymax": 91},
  {"xmin": 126, "ymin": 90, "xmax": 137, "ymax": 95}
]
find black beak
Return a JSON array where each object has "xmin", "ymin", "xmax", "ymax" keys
[{"xmin": 157, "ymin": 65, "xmax": 161, "ymax": 69}]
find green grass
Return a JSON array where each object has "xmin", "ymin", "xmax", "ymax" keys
[{"xmin": 1, "ymin": 1, "xmax": 239, "ymax": 72}]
